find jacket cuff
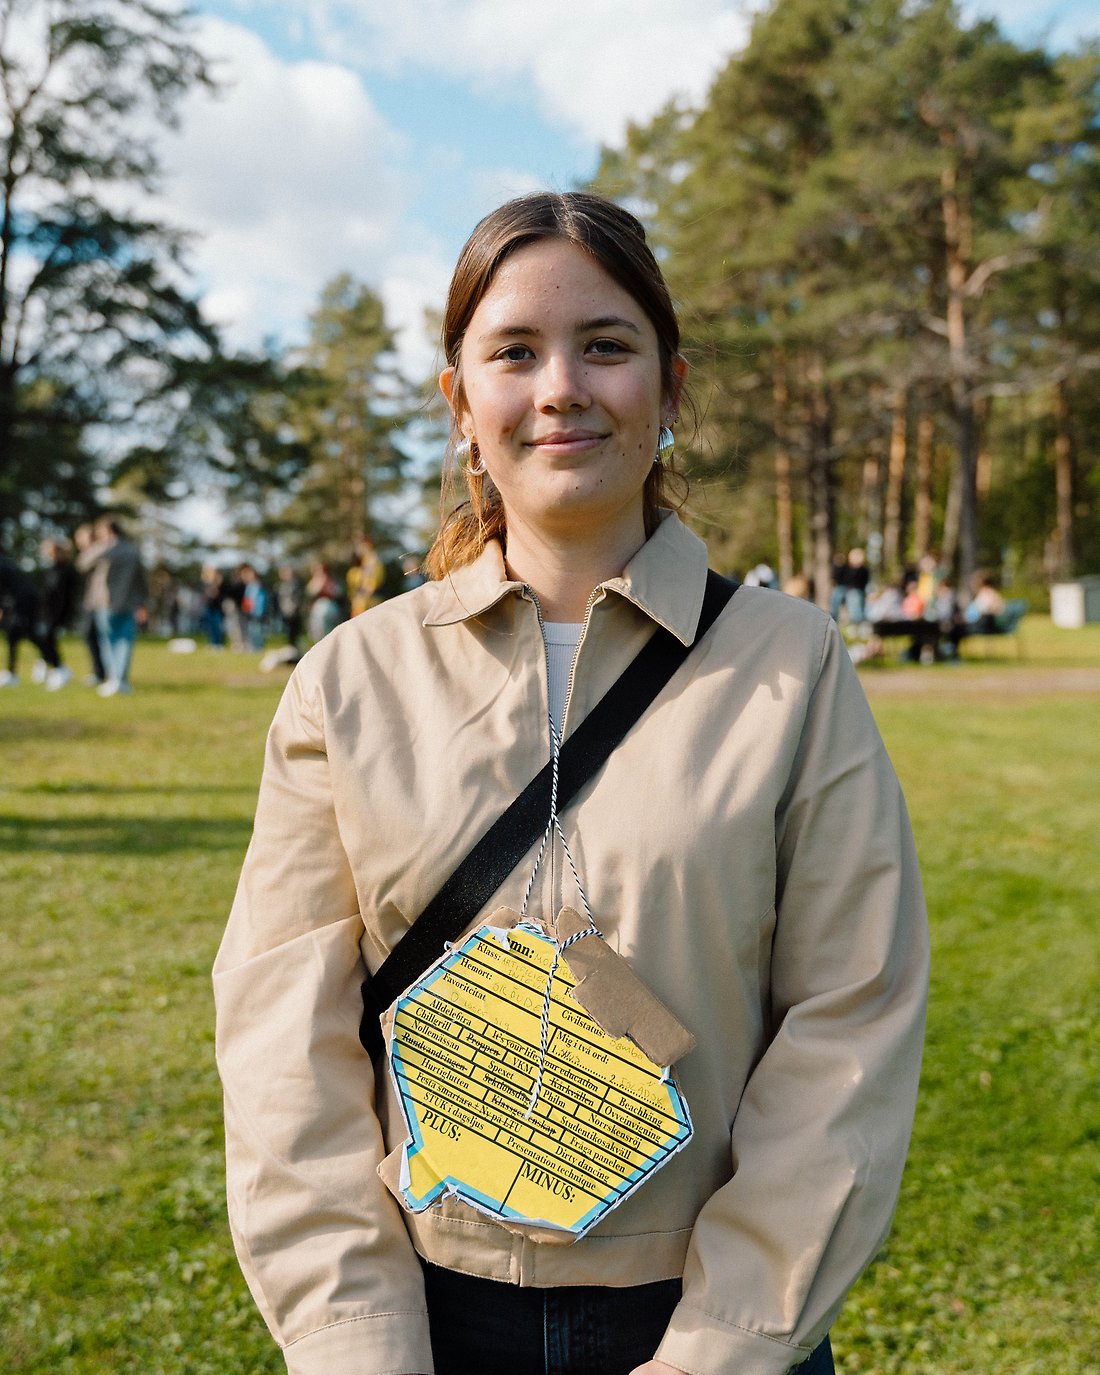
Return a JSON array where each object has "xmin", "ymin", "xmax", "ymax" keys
[
  {"xmin": 282, "ymin": 1310, "xmax": 434, "ymax": 1375},
  {"xmin": 657, "ymin": 1301, "xmax": 815, "ymax": 1375}
]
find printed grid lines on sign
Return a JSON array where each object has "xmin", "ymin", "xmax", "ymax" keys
[{"xmin": 388, "ymin": 923, "xmax": 693, "ymax": 1236}]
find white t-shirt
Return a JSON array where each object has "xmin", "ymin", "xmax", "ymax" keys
[{"xmin": 541, "ymin": 622, "xmax": 583, "ymax": 738}]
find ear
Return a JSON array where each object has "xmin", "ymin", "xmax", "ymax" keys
[
  {"xmin": 664, "ymin": 354, "xmax": 689, "ymax": 423},
  {"xmin": 438, "ymin": 365, "xmax": 457, "ymax": 410},
  {"xmin": 439, "ymin": 366, "xmax": 470, "ymax": 436}
]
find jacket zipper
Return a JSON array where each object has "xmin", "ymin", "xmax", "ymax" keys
[
  {"xmin": 520, "ymin": 583, "xmax": 602, "ymax": 747},
  {"xmin": 559, "ymin": 586, "xmax": 602, "ymax": 739}
]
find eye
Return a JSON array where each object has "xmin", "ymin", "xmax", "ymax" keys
[
  {"xmin": 493, "ymin": 343, "xmax": 534, "ymax": 363},
  {"xmin": 586, "ymin": 337, "xmax": 628, "ymax": 357}
]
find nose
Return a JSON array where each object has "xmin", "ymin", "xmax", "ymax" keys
[{"xmin": 536, "ymin": 351, "xmax": 590, "ymax": 412}]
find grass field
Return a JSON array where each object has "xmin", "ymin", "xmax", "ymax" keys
[{"xmin": 1, "ymin": 621, "xmax": 1098, "ymax": 1374}]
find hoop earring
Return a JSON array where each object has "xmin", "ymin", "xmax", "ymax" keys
[
  {"xmin": 655, "ymin": 426, "xmax": 675, "ymax": 465},
  {"xmin": 455, "ymin": 437, "xmax": 487, "ymax": 477}
]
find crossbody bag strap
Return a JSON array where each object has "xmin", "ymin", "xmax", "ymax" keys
[{"xmin": 359, "ymin": 569, "xmax": 739, "ymax": 1058}]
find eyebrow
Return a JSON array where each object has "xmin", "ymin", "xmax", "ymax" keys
[{"xmin": 476, "ymin": 315, "xmax": 642, "ymax": 343}]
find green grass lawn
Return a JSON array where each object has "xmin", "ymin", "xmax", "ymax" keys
[{"xmin": 1, "ymin": 626, "xmax": 1098, "ymax": 1373}]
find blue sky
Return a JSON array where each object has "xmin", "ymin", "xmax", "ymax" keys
[{"xmin": 162, "ymin": 0, "xmax": 1099, "ymax": 379}]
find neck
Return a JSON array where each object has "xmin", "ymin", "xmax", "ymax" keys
[{"xmin": 503, "ymin": 512, "xmax": 648, "ymax": 622}]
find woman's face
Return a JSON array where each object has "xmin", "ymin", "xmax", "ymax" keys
[{"xmin": 440, "ymin": 238, "xmax": 683, "ymax": 547}]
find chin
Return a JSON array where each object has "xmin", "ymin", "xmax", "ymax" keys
[{"xmin": 536, "ymin": 487, "xmax": 646, "ymax": 536}]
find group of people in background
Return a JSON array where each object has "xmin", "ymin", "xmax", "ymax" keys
[
  {"xmin": 725, "ymin": 548, "xmax": 1011, "ymax": 665},
  {"xmin": 829, "ymin": 548, "xmax": 1008, "ymax": 663},
  {"xmin": 188, "ymin": 539, "xmax": 427, "ymax": 663},
  {"xmin": 0, "ymin": 525, "xmax": 430, "ymax": 694},
  {"xmin": 0, "ymin": 516, "xmax": 148, "ymax": 696},
  {"xmin": 4, "ymin": 514, "xmax": 1011, "ymax": 691}
]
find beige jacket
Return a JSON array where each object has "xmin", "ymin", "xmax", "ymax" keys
[{"xmin": 214, "ymin": 513, "xmax": 928, "ymax": 1375}]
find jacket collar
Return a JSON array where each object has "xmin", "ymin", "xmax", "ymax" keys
[{"xmin": 422, "ymin": 511, "xmax": 710, "ymax": 646}]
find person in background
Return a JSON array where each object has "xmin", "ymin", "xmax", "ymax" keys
[
  {"xmin": 782, "ymin": 570, "xmax": 810, "ymax": 600},
  {"xmin": 0, "ymin": 555, "xmax": 42, "ymax": 687},
  {"xmin": 966, "ymin": 575, "xmax": 1005, "ymax": 633},
  {"xmin": 744, "ymin": 560, "xmax": 777, "ymax": 589},
  {"xmin": 276, "ymin": 566, "xmax": 306, "ymax": 652},
  {"xmin": 239, "ymin": 563, "xmax": 269, "ymax": 651},
  {"xmin": 844, "ymin": 548, "xmax": 870, "ymax": 625},
  {"xmin": 77, "ymin": 516, "xmax": 148, "ymax": 697},
  {"xmin": 73, "ymin": 524, "xmax": 108, "ymax": 686},
  {"xmin": 828, "ymin": 551, "xmax": 851, "ymax": 620},
  {"xmin": 306, "ymin": 561, "xmax": 343, "ymax": 643},
  {"xmin": 900, "ymin": 578, "xmax": 925, "ymax": 621},
  {"xmin": 30, "ymin": 538, "xmax": 79, "ymax": 689},
  {"xmin": 201, "ymin": 567, "xmax": 226, "ymax": 648},
  {"xmin": 221, "ymin": 568, "xmax": 247, "ymax": 651},
  {"xmin": 347, "ymin": 534, "xmax": 384, "ymax": 616},
  {"xmin": 215, "ymin": 191, "xmax": 928, "ymax": 1375},
  {"xmin": 915, "ymin": 551, "xmax": 942, "ymax": 607}
]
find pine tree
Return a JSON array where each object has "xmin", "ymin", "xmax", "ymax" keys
[{"xmin": 269, "ymin": 275, "xmax": 416, "ymax": 563}]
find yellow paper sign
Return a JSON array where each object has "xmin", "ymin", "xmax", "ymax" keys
[{"xmin": 387, "ymin": 921, "xmax": 693, "ymax": 1237}]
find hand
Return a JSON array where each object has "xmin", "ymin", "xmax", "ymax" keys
[{"xmin": 629, "ymin": 1362, "xmax": 687, "ymax": 1375}]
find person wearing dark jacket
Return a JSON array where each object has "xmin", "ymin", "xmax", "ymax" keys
[
  {"xmin": 0, "ymin": 556, "xmax": 42, "ymax": 686},
  {"xmin": 29, "ymin": 539, "xmax": 80, "ymax": 689}
]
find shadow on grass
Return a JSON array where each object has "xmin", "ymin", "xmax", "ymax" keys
[
  {"xmin": 0, "ymin": 718, "xmax": 125, "ymax": 743},
  {"xmin": 0, "ymin": 813, "xmax": 253, "ymax": 855},
  {"xmin": 16, "ymin": 782, "xmax": 256, "ymax": 796},
  {"xmin": 131, "ymin": 679, "xmax": 281, "ymax": 695}
]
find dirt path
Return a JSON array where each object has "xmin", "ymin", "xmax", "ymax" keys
[{"xmin": 859, "ymin": 664, "xmax": 1100, "ymax": 697}]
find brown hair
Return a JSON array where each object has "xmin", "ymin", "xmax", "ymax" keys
[{"xmin": 425, "ymin": 191, "xmax": 687, "ymax": 579}]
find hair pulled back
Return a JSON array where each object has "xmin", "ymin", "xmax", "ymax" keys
[{"xmin": 425, "ymin": 191, "xmax": 687, "ymax": 580}]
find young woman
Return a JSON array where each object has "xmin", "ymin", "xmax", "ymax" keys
[{"xmin": 215, "ymin": 192, "xmax": 928, "ymax": 1375}]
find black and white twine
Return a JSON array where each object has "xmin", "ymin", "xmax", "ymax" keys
[{"xmin": 519, "ymin": 719, "xmax": 601, "ymax": 1119}]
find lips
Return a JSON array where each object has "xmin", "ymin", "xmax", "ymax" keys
[{"xmin": 526, "ymin": 429, "xmax": 607, "ymax": 448}]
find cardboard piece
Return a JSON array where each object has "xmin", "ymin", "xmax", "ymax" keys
[{"xmin": 557, "ymin": 907, "xmax": 696, "ymax": 1066}]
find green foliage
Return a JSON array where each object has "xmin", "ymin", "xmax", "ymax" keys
[
  {"xmin": 589, "ymin": 0, "xmax": 1100, "ymax": 590},
  {"xmin": 1, "ymin": 632, "xmax": 1099, "ymax": 1371},
  {"xmin": 0, "ymin": 0, "xmax": 218, "ymax": 555},
  {"xmin": 243, "ymin": 274, "xmax": 422, "ymax": 563}
]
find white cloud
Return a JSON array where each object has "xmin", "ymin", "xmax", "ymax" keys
[
  {"xmin": 239, "ymin": 0, "xmax": 753, "ymax": 147},
  {"xmin": 449, "ymin": 0, "xmax": 751, "ymax": 144},
  {"xmin": 149, "ymin": 15, "xmax": 588, "ymax": 387},
  {"xmin": 156, "ymin": 17, "xmax": 424, "ymax": 356}
]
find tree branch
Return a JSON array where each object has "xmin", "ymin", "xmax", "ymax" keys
[{"xmin": 964, "ymin": 251, "xmax": 1037, "ymax": 298}]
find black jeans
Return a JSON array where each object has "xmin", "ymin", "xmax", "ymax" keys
[{"xmin": 422, "ymin": 1260, "xmax": 835, "ymax": 1375}]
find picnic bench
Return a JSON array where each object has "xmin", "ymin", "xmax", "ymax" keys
[
  {"xmin": 856, "ymin": 599, "xmax": 1028, "ymax": 664},
  {"xmin": 959, "ymin": 598, "xmax": 1029, "ymax": 658}
]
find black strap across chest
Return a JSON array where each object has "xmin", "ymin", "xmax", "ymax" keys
[{"xmin": 359, "ymin": 569, "xmax": 738, "ymax": 1059}]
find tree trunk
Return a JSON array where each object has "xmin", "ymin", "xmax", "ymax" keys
[
  {"xmin": 0, "ymin": 361, "xmax": 13, "ymax": 481},
  {"xmin": 941, "ymin": 158, "xmax": 980, "ymax": 591},
  {"xmin": 882, "ymin": 388, "xmax": 908, "ymax": 576},
  {"xmin": 1052, "ymin": 378, "xmax": 1075, "ymax": 580},
  {"xmin": 975, "ymin": 394, "xmax": 992, "ymax": 501},
  {"xmin": 772, "ymin": 360, "xmax": 795, "ymax": 587},
  {"xmin": 941, "ymin": 453, "xmax": 962, "ymax": 575},
  {"xmin": 859, "ymin": 389, "xmax": 883, "ymax": 548},
  {"xmin": 912, "ymin": 406, "xmax": 935, "ymax": 563},
  {"xmin": 1, "ymin": 157, "xmax": 18, "ymax": 473},
  {"xmin": 803, "ymin": 351, "xmax": 835, "ymax": 610}
]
